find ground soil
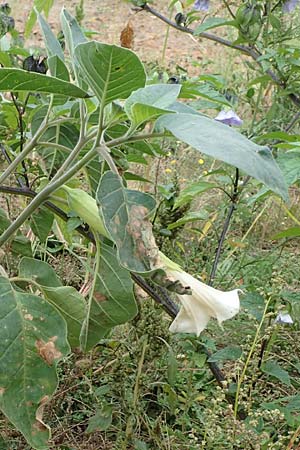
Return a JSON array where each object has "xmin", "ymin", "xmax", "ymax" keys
[{"xmin": 9, "ymin": 0, "xmax": 225, "ymax": 76}]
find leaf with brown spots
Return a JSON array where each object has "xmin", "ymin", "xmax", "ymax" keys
[
  {"xmin": 0, "ymin": 276, "xmax": 70, "ymax": 449},
  {"xmin": 35, "ymin": 337, "xmax": 63, "ymax": 366},
  {"xmin": 97, "ymin": 171, "xmax": 158, "ymax": 273},
  {"xmin": 120, "ymin": 21, "xmax": 134, "ymax": 49}
]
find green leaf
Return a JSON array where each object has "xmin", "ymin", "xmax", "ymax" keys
[
  {"xmin": 30, "ymin": 207, "xmax": 54, "ymax": 243},
  {"xmin": 208, "ymin": 346, "xmax": 243, "ymax": 362},
  {"xmin": 173, "ymin": 181, "xmax": 216, "ymax": 209},
  {"xmin": 74, "ymin": 41, "xmax": 146, "ymax": 106},
  {"xmin": 0, "ymin": 68, "xmax": 89, "ymax": 97},
  {"xmin": 167, "ymin": 211, "xmax": 209, "ymax": 230},
  {"xmin": 19, "ymin": 258, "xmax": 86, "ymax": 349},
  {"xmin": 272, "ymin": 227, "xmax": 300, "ymax": 240},
  {"xmin": 60, "ymin": 8, "xmax": 87, "ymax": 58},
  {"xmin": 97, "ymin": 171, "xmax": 157, "ymax": 273},
  {"xmin": 242, "ymin": 293, "xmax": 265, "ymax": 321},
  {"xmin": 157, "ymin": 113, "xmax": 288, "ymax": 200},
  {"xmin": 47, "ymin": 55, "xmax": 69, "ymax": 80},
  {"xmin": 0, "ymin": 208, "xmax": 32, "ymax": 257},
  {"xmin": 82, "ymin": 242, "xmax": 138, "ymax": 350},
  {"xmin": 180, "ymin": 83, "xmax": 231, "ymax": 106},
  {"xmin": 277, "ymin": 150, "xmax": 300, "ymax": 186},
  {"xmin": 37, "ymin": 12, "xmax": 64, "ymax": 61},
  {"xmin": 124, "ymin": 84, "xmax": 180, "ymax": 127},
  {"xmin": 25, "ymin": 0, "xmax": 54, "ymax": 38},
  {"xmin": 194, "ymin": 18, "xmax": 236, "ymax": 35},
  {"xmin": 86, "ymin": 405, "xmax": 113, "ymax": 433},
  {"xmin": 261, "ymin": 360, "xmax": 291, "ymax": 386},
  {"xmin": 0, "ymin": 276, "xmax": 70, "ymax": 449}
]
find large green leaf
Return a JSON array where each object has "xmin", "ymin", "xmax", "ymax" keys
[
  {"xmin": 97, "ymin": 171, "xmax": 157, "ymax": 273},
  {"xmin": 0, "ymin": 276, "xmax": 70, "ymax": 449},
  {"xmin": 38, "ymin": 12, "xmax": 64, "ymax": 61},
  {"xmin": 0, "ymin": 68, "xmax": 88, "ymax": 97},
  {"xmin": 81, "ymin": 242, "xmax": 138, "ymax": 351},
  {"xmin": 124, "ymin": 84, "xmax": 180, "ymax": 128},
  {"xmin": 157, "ymin": 113, "xmax": 288, "ymax": 199},
  {"xmin": 19, "ymin": 258, "xmax": 86, "ymax": 349},
  {"xmin": 60, "ymin": 8, "xmax": 87, "ymax": 58},
  {"xmin": 74, "ymin": 41, "xmax": 146, "ymax": 106}
]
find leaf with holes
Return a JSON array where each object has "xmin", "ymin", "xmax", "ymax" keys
[
  {"xmin": 0, "ymin": 276, "xmax": 70, "ymax": 449},
  {"xmin": 97, "ymin": 171, "xmax": 157, "ymax": 273}
]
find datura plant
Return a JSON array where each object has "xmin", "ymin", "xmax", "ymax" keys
[{"xmin": 0, "ymin": 7, "xmax": 287, "ymax": 450}]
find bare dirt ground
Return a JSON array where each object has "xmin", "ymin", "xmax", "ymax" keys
[{"xmin": 9, "ymin": 0, "xmax": 224, "ymax": 75}]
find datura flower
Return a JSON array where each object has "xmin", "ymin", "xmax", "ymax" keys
[
  {"xmin": 160, "ymin": 253, "xmax": 241, "ymax": 336},
  {"xmin": 282, "ymin": 0, "xmax": 299, "ymax": 13},
  {"xmin": 193, "ymin": 0, "xmax": 210, "ymax": 12},
  {"xmin": 215, "ymin": 110, "xmax": 243, "ymax": 127}
]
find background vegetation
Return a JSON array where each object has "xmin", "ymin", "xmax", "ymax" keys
[{"xmin": 0, "ymin": 0, "xmax": 299, "ymax": 449}]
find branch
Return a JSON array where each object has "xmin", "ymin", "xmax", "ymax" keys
[
  {"xmin": 140, "ymin": 3, "xmax": 300, "ymax": 108},
  {"xmin": 209, "ymin": 168, "xmax": 239, "ymax": 286}
]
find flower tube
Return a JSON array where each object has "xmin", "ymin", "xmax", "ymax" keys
[{"xmin": 160, "ymin": 253, "xmax": 241, "ymax": 336}]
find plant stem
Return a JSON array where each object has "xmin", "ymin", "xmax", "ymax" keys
[
  {"xmin": 233, "ymin": 298, "xmax": 271, "ymax": 419},
  {"xmin": 140, "ymin": 3, "xmax": 300, "ymax": 108},
  {"xmin": 0, "ymin": 98, "xmax": 54, "ymax": 185},
  {"xmin": 209, "ymin": 168, "xmax": 239, "ymax": 286}
]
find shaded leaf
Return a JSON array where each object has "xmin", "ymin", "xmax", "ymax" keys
[
  {"xmin": 82, "ymin": 242, "xmax": 138, "ymax": 350},
  {"xmin": 30, "ymin": 207, "xmax": 54, "ymax": 243},
  {"xmin": 167, "ymin": 211, "xmax": 209, "ymax": 230},
  {"xmin": 19, "ymin": 258, "xmax": 85, "ymax": 349},
  {"xmin": 97, "ymin": 171, "xmax": 157, "ymax": 273},
  {"xmin": 208, "ymin": 346, "xmax": 243, "ymax": 362},
  {"xmin": 272, "ymin": 227, "xmax": 300, "ymax": 240},
  {"xmin": 86, "ymin": 405, "xmax": 113, "ymax": 433},
  {"xmin": 173, "ymin": 181, "xmax": 216, "ymax": 209},
  {"xmin": 261, "ymin": 360, "xmax": 291, "ymax": 386}
]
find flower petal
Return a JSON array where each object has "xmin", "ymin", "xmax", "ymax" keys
[
  {"xmin": 282, "ymin": 0, "xmax": 299, "ymax": 13},
  {"xmin": 167, "ymin": 269, "xmax": 241, "ymax": 336},
  {"xmin": 215, "ymin": 109, "xmax": 243, "ymax": 127},
  {"xmin": 193, "ymin": 0, "xmax": 210, "ymax": 12}
]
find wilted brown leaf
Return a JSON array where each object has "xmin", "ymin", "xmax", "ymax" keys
[{"xmin": 120, "ymin": 21, "xmax": 134, "ymax": 49}]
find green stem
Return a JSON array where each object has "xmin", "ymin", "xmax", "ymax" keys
[
  {"xmin": 0, "ymin": 120, "xmax": 49, "ymax": 184},
  {"xmin": 0, "ymin": 131, "xmax": 166, "ymax": 246},
  {"xmin": 79, "ymin": 235, "xmax": 101, "ymax": 351},
  {"xmin": 233, "ymin": 298, "xmax": 271, "ymax": 419}
]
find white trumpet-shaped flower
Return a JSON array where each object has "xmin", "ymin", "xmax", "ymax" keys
[{"xmin": 160, "ymin": 253, "xmax": 241, "ymax": 336}]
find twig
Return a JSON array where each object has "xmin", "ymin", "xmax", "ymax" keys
[
  {"xmin": 140, "ymin": 3, "xmax": 300, "ymax": 108},
  {"xmin": 0, "ymin": 144, "xmax": 25, "ymax": 188},
  {"xmin": 209, "ymin": 168, "xmax": 239, "ymax": 285},
  {"xmin": 10, "ymin": 93, "xmax": 29, "ymax": 187}
]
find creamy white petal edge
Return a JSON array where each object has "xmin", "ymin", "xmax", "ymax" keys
[{"xmin": 167, "ymin": 269, "xmax": 241, "ymax": 336}]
